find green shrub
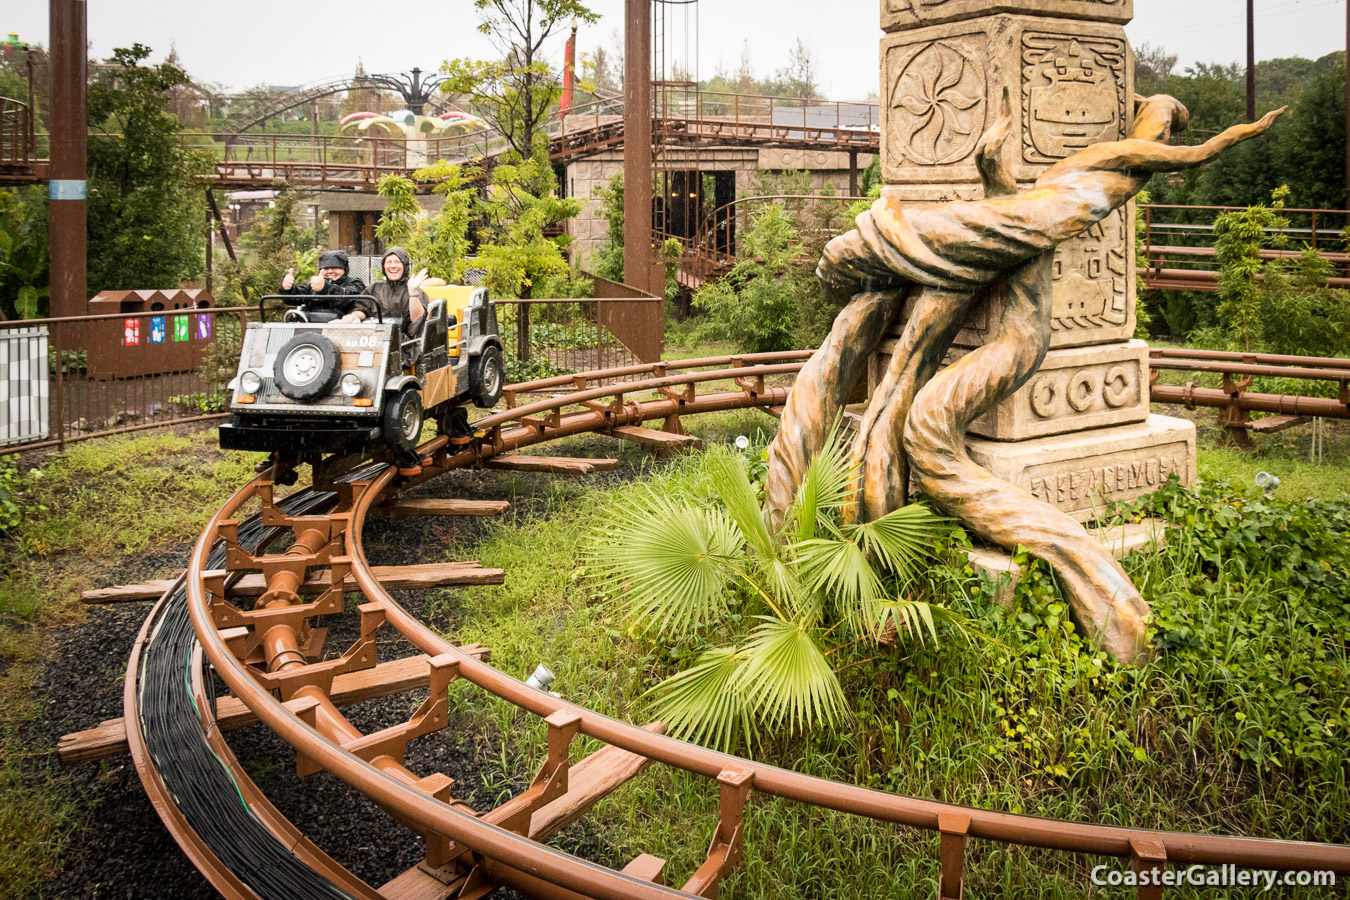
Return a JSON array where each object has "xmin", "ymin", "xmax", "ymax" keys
[
  {"xmin": 0, "ymin": 456, "xmax": 44, "ymax": 534},
  {"xmin": 1207, "ymin": 185, "xmax": 1350, "ymax": 358},
  {"xmin": 1128, "ymin": 477, "xmax": 1350, "ymax": 774},
  {"xmin": 692, "ymin": 204, "xmax": 803, "ymax": 353}
]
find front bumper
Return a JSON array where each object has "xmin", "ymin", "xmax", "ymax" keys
[{"xmin": 219, "ymin": 415, "xmax": 382, "ymax": 455}]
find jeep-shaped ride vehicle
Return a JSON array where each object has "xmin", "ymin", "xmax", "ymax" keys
[{"xmin": 220, "ymin": 286, "xmax": 503, "ymax": 458}]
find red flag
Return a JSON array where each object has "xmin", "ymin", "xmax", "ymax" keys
[{"xmin": 560, "ymin": 20, "xmax": 578, "ymax": 118}]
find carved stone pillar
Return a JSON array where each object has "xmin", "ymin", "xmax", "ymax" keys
[{"xmin": 870, "ymin": 0, "xmax": 1196, "ymax": 521}]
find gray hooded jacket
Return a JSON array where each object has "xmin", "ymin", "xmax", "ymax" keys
[{"xmin": 356, "ymin": 246, "xmax": 425, "ymax": 339}]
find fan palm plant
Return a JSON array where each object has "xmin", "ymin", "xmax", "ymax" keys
[{"xmin": 587, "ymin": 427, "xmax": 961, "ymax": 751}]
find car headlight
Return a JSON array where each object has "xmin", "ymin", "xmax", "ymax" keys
[
  {"xmin": 340, "ymin": 372, "xmax": 363, "ymax": 397},
  {"xmin": 240, "ymin": 370, "xmax": 262, "ymax": 394}
]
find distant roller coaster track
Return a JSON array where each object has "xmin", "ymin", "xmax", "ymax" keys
[{"xmin": 110, "ymin": 351, "xmax": 1350, "ymax": 900}]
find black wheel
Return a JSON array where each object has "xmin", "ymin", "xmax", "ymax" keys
[
  {"xmin": 272, "ymin": 333, "xmax": 340, "ymax": 402},
  {"xmin": 470, "ymin": 345, "xmax": 504, "ymax": 409},
  {"xmin": 383, "ymin": 388, "xmax": 424, "ymax": 453}
]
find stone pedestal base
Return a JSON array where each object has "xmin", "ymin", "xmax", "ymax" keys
[
  {"xmin": 869, "ymin": 340, "xmax": 1150, "ymax": 441},
  {"xmin": 964, "ymin": 414, "xmax": 1196, "ymax": 522},
  {"xmin": 965, "ymin": 517, "xmax": 1166, "ymax": 607}
]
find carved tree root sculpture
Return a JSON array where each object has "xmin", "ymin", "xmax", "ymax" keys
[
  {"xmin": 764, "ymin": 289, "xmax": 903, "ymax": 518},
  {"xmin": 902, "ymin": 256, "xmax": 1152, "ymax": 661},
  {"xmin": 765, "ymin": 95, "xmax": 1285, "ymax": 664}
]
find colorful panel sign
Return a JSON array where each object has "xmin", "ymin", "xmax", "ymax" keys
[
  {"xmin": 150, "ymin": 316, "xmax": 166, "ymax": 344},
  {"xmin": 173, "ymin": 315, "xmax": 190, "ymax": 342},
  {"xmin": 123, "ymin": 318, "xmax": 140, "ymax": 346},
  {"xmin": 196, "ymin": 314, "xmax": 213, "ymax": 340}
]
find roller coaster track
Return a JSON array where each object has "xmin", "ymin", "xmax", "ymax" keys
[{"xmin": 119, "ymin": 353, "xmax": 1350, "ymax": 900}]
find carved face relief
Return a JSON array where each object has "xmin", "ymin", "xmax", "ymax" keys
[
  {"xmin": 1021, "ymin": 33, "xmax": 1127, "ymax": 162},
  {"xmin": 888, "ymin": 38, "xmax": 987, "ymax": 166}
]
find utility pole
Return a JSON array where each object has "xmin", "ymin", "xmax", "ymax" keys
[
  {"xmin": 624, "ymin": 0, "xmax": 654, "ymax": 294},
  {"xmin": 1246, "ymin": 0, "xmax": 1256, "ymax": 121},
  {"xmin": 49, "ymin": 0, "xmax": 88, "ymax": 318},
  {"xmin": 1345, "ymin": 0, "xmax": 1349, "ymax": 209}
]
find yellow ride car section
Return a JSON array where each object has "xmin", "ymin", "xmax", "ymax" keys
[{"xmin": 421, "ymin": 284, "xmax": 477, "ymax": 358}]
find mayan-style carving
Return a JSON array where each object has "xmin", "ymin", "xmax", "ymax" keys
[
  {"xmin": 767, "ymin": 94, "xmax": 1283, "ymax": 663},
  {"xmin": 929, "ymin": 339, "xmax": 1149, "ymax": 439},
  {"xmin": 887, "ymin": 37, "xmax": 988, "ymax": 168},
  {"xmin": 881, "ymin": 0, "xmax": 1133, "ymax": 33},
  {"xmin": 1021, "ymin": 33, "xmax": 1128, "ymax": 162},
  {"xmin": 968, "ymin": 416, "xmax": 1197, "ymax": 517},
  {"xmin": 1051, "ymin": 207, "xmax": 1129, "ymax": 329},
  {"xmin": 882, "ymin": 17, "xmax": 1134, "ymax": 184}
]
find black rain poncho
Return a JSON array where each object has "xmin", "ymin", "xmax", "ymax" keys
[{"xmin": 279, "ymin": 249, "xmax": 367, "ymax": 309}]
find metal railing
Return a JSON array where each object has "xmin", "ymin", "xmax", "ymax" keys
[
  {"xmin": 1, "ymin": 305, "xmax": 260, "ymax": 452},
  {"xmin": 659, "ymin": 193, "xmax": 867, "ymax": 290},
  {"xmin": 496, "ymin": 294, "xmax": 665, "ymax": 382},
  {"xmin": 1149, "ymin": 346, "xmax": 1350, "ymax": 448},
  {"xmin": 1140, "ymin": 204, "xmax": 1350, "ymax": 292},
  {"xmin": 654, "ymin": 87, "xmax": 880, "ymax": 150},
  {"xmin": 0, "ymin": 95, "xmax": 34, "ymax": 169}
]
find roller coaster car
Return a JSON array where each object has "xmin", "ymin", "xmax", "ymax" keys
[{"xmin": 219, "ymin": 287, "xmax": 504, "ymax": 458}]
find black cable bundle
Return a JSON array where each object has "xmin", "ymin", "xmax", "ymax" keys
[{"xmin": 137, "ymin": 488, "xmax": 361, "ymax": 900}]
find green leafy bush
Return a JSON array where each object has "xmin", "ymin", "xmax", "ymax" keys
[
  {"xmin": 1129, "ymin": 477, "xmax": 1349, "ymax": 773},
  {"xmin": 692, "ymin": 204, "xmax": 803, "ymax": 353},
  {"xmin": 1202, "ymin": 185, "xmax": 1350, "ymax": 360},
  {"xmin": 0, "ymin": 456, "xmax": 43, "ymax": 534}
]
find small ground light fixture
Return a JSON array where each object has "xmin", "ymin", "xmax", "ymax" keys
[
  {"xmin": 1255, "ymin": 471, "xmax": 1281, "ymax": 496},
  {"xmin": 525, "ymin": 664, "xmax": 555, "ymax": 690},
  {"xmin": 735, "ymin": 435, "xmax": 750, "ymax": 450}
]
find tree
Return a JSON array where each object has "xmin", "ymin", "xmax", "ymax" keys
[
  {"xmin": 163, "ymin": 45, "xmax": 208, "ymax": 129},
  {"xmin": 1273, "ymin": 59, "xmax": 1346, "ymax": 209},
  {"xmin": 587, "ymin": 432, "xmax": 956, "ymax": 751},
  {"xmin": 374, "ymin": 173, "xmax": 421, "ymax": 246},
  {"xmin": 225, "ymin": 185, "xmax": 315, "ymax": 303},
  {"xmin": 692, "ymin": 204, "xmax": 803, "ymax": 352},
  {"xmin": 1208, "ymin": 186, "xmax": 1350, "ymax": 359},
  {"xmin": 86, "ymin": 45, "xmax": 211, "ymax": 295},
  {"xmin": 440, "ymin": 0, "xmax": 599, "ymax": 158},
  {"xmin": 0, "ymin": 187, "xmax": 50, "ymax": 319},
  {"xmin": 773, "ymin": 38, "xmax": 820, "ymax": 100},
  {"xmin": 1134, "ymin": 42, "xmax": 1177, "ymax": 93},
  {"xmin": 589, "ymin": 32, "xmax": 622, "ymax": 96},
  {"xmin": 589, "ymin": 172, "xmax": 624, "ymax": 282},
  {"xmin": 373, "ymin": 162, "xmax": 477, "ymax": 283},
  {"xmin": 475, "ymin": 136, "xmax": 583, "ymax": 297}
]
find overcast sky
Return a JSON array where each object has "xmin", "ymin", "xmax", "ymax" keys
[{"xmin": 4, "ymin": 0, "xmax": 1346, "ymax": 99}]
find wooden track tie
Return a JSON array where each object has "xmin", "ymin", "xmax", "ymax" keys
[
  {"xmin": 483, "ymin": 455, "xmax": 620, "ymax": 475},
  {"xmin": 377, "ymin": 498, "xmax": 511, "ymax": 517},
  {"xmin": 58, "ymin": 646, "xmax": 489, "ymax": 765},
  {"xmin": 82, "ymin": 562, "xmax": 503, "ymax": 604},
  {"xmin": 609, "ymin": 425, "xmax": 704, "ymax": 449}
]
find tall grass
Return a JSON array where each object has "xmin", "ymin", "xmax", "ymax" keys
[{"xmin": 434, "ymin": 441, "xmax": 1349, "ymax": 897}]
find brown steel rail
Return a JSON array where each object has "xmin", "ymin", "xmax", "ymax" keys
[
  {"xmin": 123, "ymin": 353, "xmax": 1350, "ymax": 900},
  {"xmin": 1139, "ymin": 204, "xmax": 1350, "ymax": 292},
  {"xmin": 1148, "ymin": 346, "xmax": 1350, "ymax": 446}
]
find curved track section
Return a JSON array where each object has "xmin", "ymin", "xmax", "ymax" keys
[
  {"xmin": 127, "ymin": 487, "xmax": 389, "ymax": 900},
  {"xmin": 127, "ymin": 354, "xmax": 1350, "ymax": 900}
]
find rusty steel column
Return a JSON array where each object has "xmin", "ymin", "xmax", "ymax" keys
[
  {"xmin": 1246, "ymin": 0, "xmax": 1256, "ymax": 122},
  {"xmin": 49, "ymin": 0, "xmax": 88, "ymax": 318},
  {"xmin": 624, "ymin": 0, "xmax": 653, "ymax": 294}
]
